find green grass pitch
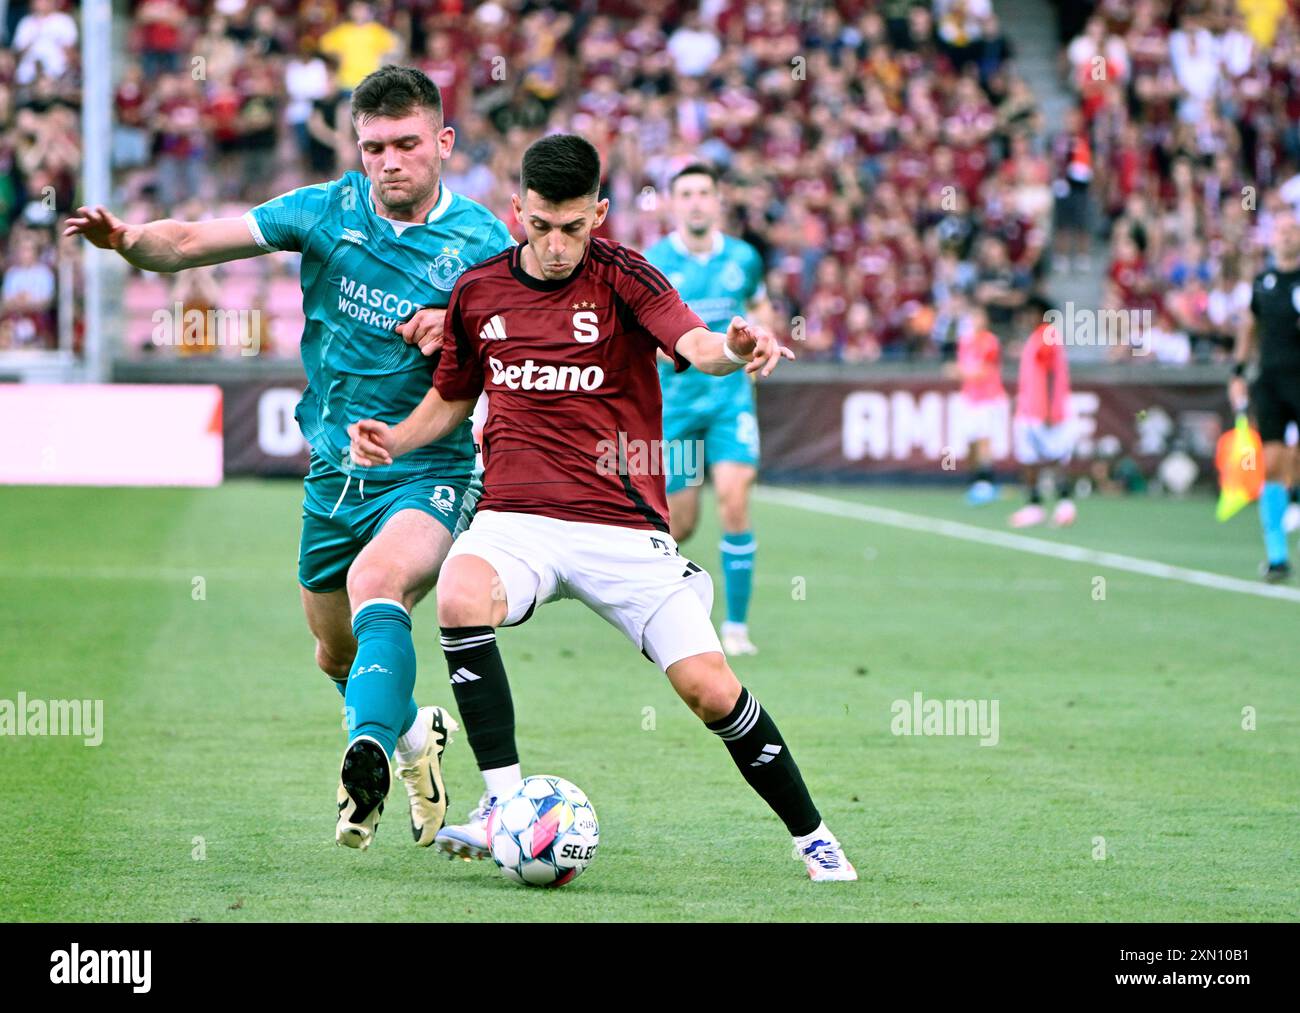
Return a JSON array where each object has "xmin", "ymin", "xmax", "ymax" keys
[{"xmin": 0, "ymin": 481, "xmax": 1295, "ymax": 922}]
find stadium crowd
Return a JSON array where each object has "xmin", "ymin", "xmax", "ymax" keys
[
  {"xmin": 6, "ymin": 0, "xmax": 1047, "ymax": 359},
  {"xmin": 0, "ymin": 0, "xmax": 82, "ymax": 351},
  {"xmin": 1055, "ymin": 0, "xmax": 1300, "ymax": 364},
  {"xmin": 5, "ymin": 0, "xmax": 1300, "ymax": 363}
]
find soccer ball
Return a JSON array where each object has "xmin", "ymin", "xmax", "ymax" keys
[{"xmin": 486, "ymin": 775, "xmax": 599, "ymax": 887}]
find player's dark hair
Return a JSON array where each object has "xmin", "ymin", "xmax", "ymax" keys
[
  {"xmin": 670, "ymin": 162, "xmax": 719, "ymax": 191},
  {"xmin": 520, "ymin": 134, "xmax": 602, "ymax": 204},
  {"xmin": 351, "ymin": 65, "xmax": 443, "ymax": 125},
  {"xmin": 1025, "ymin": 293, "xmax": 1056, "ymax": 317}
]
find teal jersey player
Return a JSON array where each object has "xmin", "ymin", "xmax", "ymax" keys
[
  {"xmin": 246, "ymin": 171, "xmax": 513, "ymax": 593},
  {"xmin": 63, "ymin": 67, "xmax": 514, "ymax": 852},
  {"xmin": 246, "ymin": 170, "xmax": 513, "ymax": 486},
  {"xmin": 645, "ymin": 163, "xmax": 773, "ymax": 657},
  {"xmin": 648, "ymin": 229, "xmax": 766, "ymax": 454}
]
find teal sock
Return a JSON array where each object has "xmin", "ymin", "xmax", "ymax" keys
[
  {"xmin": 345, "ymin": 600, "xmax": 417, "ymax": 756},
  {"xmin": 720, "ymin": 531, "xmax": 756, "ymax": 625},
  {"xmin": 1260, "ymin": 482, "xmax": 1289, "ymax": 565},
  {"xmin": 335, "ymin": 667, "xmax": 415, "ymax": 726}
]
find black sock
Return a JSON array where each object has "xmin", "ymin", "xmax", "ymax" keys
[
  {"xmin": 439, "ymin": 625, "xmax": 518, "ymax": 770},
  {"xmin": 706, "ymin": 687, "xmax": 820, "ymax": 837},
  {"xmin": 1291, "ymin": 486, "xmax": 1299, "ymax": 505},
  {"xmin": 1056, "ymin": 477, "xmax": 1072, "ymax": 500},
  {"xmin": 975, "ymin": 466, "xmax": 994, "ymax": 484},
  {"xmin": 1028, "ymin": 487, "xmax": 1042, "ymax": 505}
]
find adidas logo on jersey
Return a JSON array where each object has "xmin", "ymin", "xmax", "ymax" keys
[
  {"xmin": 450, "ymin": 667, "xmax": 481, "ymax": 684},
  {"xmin": 488, "ymin": 355, "xmax": 605, "ymax": 392},
  {"xmin": 480, "ymin": 314, "xmax": 507, "ymax": 341}
]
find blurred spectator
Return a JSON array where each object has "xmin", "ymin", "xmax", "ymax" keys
[
  {"xmin": 1, "ymin": 232, "xmax": 57, "ymax": 349},
  {"xmin": 12, "ymin": 0, "xmax": 78, "ymax": 86},
  {"xmin": 135, "ymin": 0, "xmax": 188, "ymax": 79},
  {"xmin": 152, "ymin": 73, "xmax": 207, "ymax": 208},
  {"xmin": 304, "ymin": 65, "xmax": 354, "ymax": 180},
  {"xmin": 319, "ymin": 2, "xmax": 401, "ymax": 93},
  {"xmin": 1050, "ymin": 107, "xmax": 1094, "ymax": 271},
  {"xmin": 667, "ymin": 12, "xmax": 721, "ymax": 78},
  {"xmin": 113, "ymin": 65, "xmax": 152, "ymax": 169}
]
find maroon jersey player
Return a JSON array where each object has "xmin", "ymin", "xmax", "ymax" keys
[{"xmin": 348, "ymin": 134, "xmax": 856, "ymax": 882}]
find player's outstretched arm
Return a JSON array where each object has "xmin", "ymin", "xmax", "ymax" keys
[
  {"xmin": 62, "ymin": 205, "xmax": 266, "ymax": 273},
  {"xmin": 348, "ymin": 387, "xmax": 476, "ymax": 467},
  {"xmin": 676, "ymin": 315, "xmax": 795, "ymax": 378}
]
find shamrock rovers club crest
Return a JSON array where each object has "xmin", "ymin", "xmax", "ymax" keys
[{"xmin": 429, "ymin": 246, "xmax": 466, "ymax": 290}]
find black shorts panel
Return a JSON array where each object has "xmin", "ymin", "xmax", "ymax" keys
[{"xmin": 1252, "ymin": 370, "xmax": 1300, "ymax": 443}]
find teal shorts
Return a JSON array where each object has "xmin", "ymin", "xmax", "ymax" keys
[
  {"xmin": 298, "ymin": 456, "xmax": 475, "ymax": 593},
  {"xmin": 662, "ymin": 385, "xmax": 760, "ymax": 495}
]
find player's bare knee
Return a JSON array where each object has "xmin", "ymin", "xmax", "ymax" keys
[
  {"xmin": 437, "ymin": 574, "xmax": 497, "ymax": 627},
  {"xmin": 719, "ymin": 498, "xmax": 749, "ymax": 532},
  {"xmin": 346, "ymin": 563, "xmax": 408, "ymax": 611},
  {"xmin": 674, "ymin": 653, "xmax": 741, "ymax": 722},
  {"xmin": 1264, "ymin": 444, "xmax": 1289, "ymax": 481},
  {"xmin": 315, "ymin": 641, "xmax": 353, "ymax": 681}
]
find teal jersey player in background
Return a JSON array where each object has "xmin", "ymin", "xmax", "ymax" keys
[
  {"xmin": 66, "ymin": 66, "xmax": 513, "ymax": 852},
  {"xmin": 645, "ymin": 162, "xmax": 772, "ymax": 657}
]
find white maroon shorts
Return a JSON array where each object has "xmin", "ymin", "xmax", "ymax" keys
[
  {"xmin": 445, "ymin": 510, "xmax": 723, "ymax": 671},
  {"xmin": 958, "ymin": 394, "xmax": 1009, "ymax": 444},
  {"xmin": 1013, "ymin": 417, "xmax": 1077, "ymax": 466}
]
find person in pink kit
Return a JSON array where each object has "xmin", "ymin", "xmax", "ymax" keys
[
  {"xmin": 956, "ymin": 305, "xmax": 1007, "ymax": 505},
  {"xmin": 1010, "ymin": 298, "xmax": 1077, "ymax": 528}
]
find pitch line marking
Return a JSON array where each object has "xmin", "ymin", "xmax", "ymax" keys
[{"xmin": 757, "ymin": 486, "xmax": 1300, "ymax": 605}]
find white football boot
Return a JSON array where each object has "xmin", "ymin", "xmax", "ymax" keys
[
  {"xmin": 1050, "ymin": 499, "xmax": 1077, "ymax": 527},
  {"xmin": 794, "ymin": 834, "xmax": 858, "ymax": 882},
  {"xmin": 434, "ymin": 791, "xmax": 495, "ymax": 861},
  {"xmin": 1009, "ymin": 503, "xmax": 1046, "ymax": 528},
  {"xmin": 721, "ymin": 621, "xmax": 759, "ymax": 656},
  {"xmin": 1284, "ymin": 502, "xmax": 1300, "ymax": 534},
  {"xmin": 393, "ymin": 706, "xmax": 458, "ymax": 847}
]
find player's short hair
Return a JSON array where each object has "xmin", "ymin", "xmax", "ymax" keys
[
  {"xmin": 670, "ymin": 162, "xmax": 719, "ymax": 192},
  {"xmin": 520, "ymin": 134, "xmax": 602, "ymax": 204},
  {"xmin": 351, "ymin": 65, "xmax": 443, "ymax": 126},
  {"xmin": 1025, "ymin": 293, "xmax": 1056, "ymax": 317}
]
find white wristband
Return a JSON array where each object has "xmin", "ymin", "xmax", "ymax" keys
[{"xmin": 723, "ymin": 341, "xmax": 751, "ymax": 366}]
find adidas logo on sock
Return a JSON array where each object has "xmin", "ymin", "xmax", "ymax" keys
[
  {"xmin": 450, "ymin": 667, "xmax": 481, "ymax": 684},
  {"xmin": 749, "ymin": 744, "xmax": 782, "ymax": 767}
]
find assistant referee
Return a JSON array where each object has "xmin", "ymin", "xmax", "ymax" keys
[{"xmin": 1231, "ymin": 212, "xmax": 1300, "ymax": 582}]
